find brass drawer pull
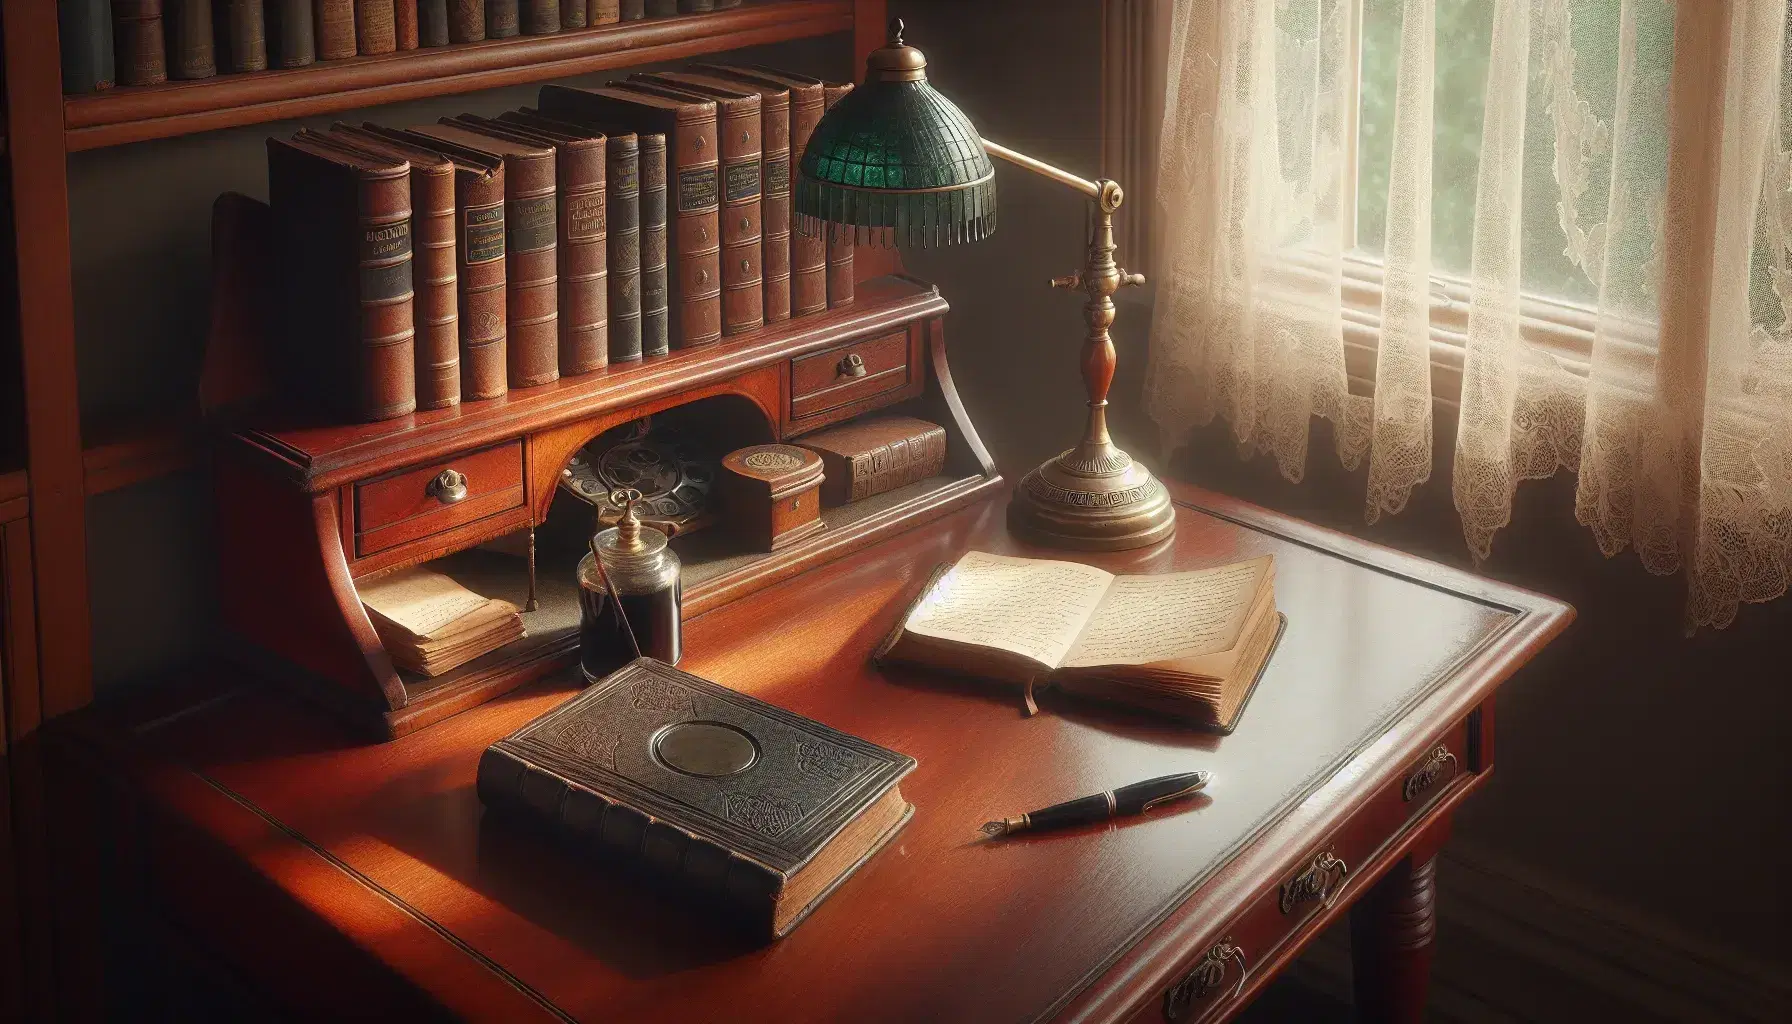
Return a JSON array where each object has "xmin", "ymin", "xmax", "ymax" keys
[
  {"xmin": 1163, "ymin": 937, "xmax": 1247, "ymax": 1020},
  {"xmin": 1402, "ymin": 745, "xmax": 1459, "ymax": 802},
  {"xmin": 427, "ymin": 469, "xmax": 469, "ymax": 505},
  {"xmin": 838, "ymin": 352, "xmax": 868, "ymax": 378},
  {"xmin": 1279, "ymin": 849, "xmax": 1349, "ymax": 914}
]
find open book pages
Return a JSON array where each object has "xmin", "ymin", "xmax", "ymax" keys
[
  {"xmin": 889, "ymin": 551, "xmax": 1281, "ymax": 729},
  {"xmin": 360, "ymin": 567, "xmax": 525, "ymax": 677}
]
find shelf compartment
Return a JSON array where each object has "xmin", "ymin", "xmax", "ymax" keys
[
  {"xmin": 63, "ymin": 1, "xmax": 854, "ymax": 152},
  {"xmin": 82, "ymin": 417, "xmax": 201, "ymax": 495}
]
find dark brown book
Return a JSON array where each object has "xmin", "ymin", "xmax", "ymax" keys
[
  {"xmin": 60, "ymin": 0, "xmax": 115, "ymax": 94},
  {"xmin": 411, "ymin": 122, "xmax": 559, "ymax": 389},
  {"xmin": 267, "ymin": 133, "xmax": 416, "ymax": 422},
  {"xmin": 269, "ymin": 0, "xmax": 315, "ymax": 67},
  {"xmin": 631, "ymin": 74, "xmax": 764, "ymax": 336},
  {"xmin": 222, "ymin": 0, "xmax": 268, "ymax": 71},
  {"xmin": 168, "ymin": 0, "xmax": 215, "ymax": 79},
  {"xmin": 417, "ymin": 0, "xmax": 447, "ymax": 44},
  {"xmin": 878, "ymin": 553, "xmax": 1284, "ymax": 733},
  {"xmin": 355, "ymin": 0, "xmax": 396, "ymax": 53},
  {"xmin": 619, "ymin": 0, "xmax": 644, "ymax": 18},
  {"xmin": 795, "ymin": 416, "xmax": 948, "ymax": 507},
  {"xmin": 393, "ymin": 0, "xmax": 418, "ymax": 47},
  {"xmin": 447, "ymin": 0, "xmax": 483, "ymax": 41},
  {"xmin": 330, "ymin": 124, "xmax": 463, "ymax": 409},
  {"xmin": 559, "ymin": 0, "xmax": 581, "ymax": 29},
  {"xmin": 590, "ymin": 0, "xmax": 619, "ymax": 24},
  {"xmin": 522, "ymin": 0, "xmax": 557, "ymax": 33},
  {"xmin": 823, "ymin": 82, "xmax": 855, "ymax": 309},
  {"xmin": 736, "ymin": 65, "xmax": 825, "ymax": 316},
  {"xmin": 460, "ymin": 114, "xmax": 607, "ymax": 377},
  {"xmin": 476, "ymin": 658, "xmax": 916, "ymax": 939},
  {"xmin": 112, "ymin": 0, "xmax": 168, "ymax": 85},
  {"xmin": 540, "ymin": 84, "xmax": 721, "ymax": 349},
  {"xmin": 635, "ymin": 131, "xmax": 670, "ymax": 357},
  {"xmin": 486, "ymin": 0, "xmax": 518, "ymax": 36},
  {"xmin": 315, "ymin": 0, "xmax": 357, "ymax": 59},
  {"xmin": 642, "ymin": 0, "xmax": 674, "ymax": 14},
  {"xmin": 364, "ymin": 124, "xmax": 509, "ymax": 401},
  {"xmin": 687, "ymin": 66, "xmax": 790, "ymax": 323}
]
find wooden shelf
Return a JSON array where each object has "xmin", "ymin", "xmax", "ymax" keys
[
  {"xmin": 82, "ymin": 418, "xmax": 201, "ymax": 496},
  {"xmin": 62, "ymin": 1, "xmax": 853, "ymax": 151}
]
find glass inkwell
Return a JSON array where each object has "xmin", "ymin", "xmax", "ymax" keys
[{"xmin": 577, "ymin": 487, "xmax": 683, "ymax": 681}]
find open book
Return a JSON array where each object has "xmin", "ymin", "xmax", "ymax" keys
[
  {"xmin": 360, "ymin": 567, "xmax": 526, "ymax": 678},
  {"xmin": 878, "ymin": 551, "xmax": 1283, "ymax": 731}
]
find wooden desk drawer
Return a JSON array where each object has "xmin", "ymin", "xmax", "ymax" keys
[
  {"xmin": 789, "ymin": 330, "xmax": 911, "ymax": 425},
  {"xmin": 1151, "ymin": 716, "xmax": 1474, "ymax": 1023},
  {"xmin": 354, "ymin": 441, "xmax": 526, "ymax": 557}
]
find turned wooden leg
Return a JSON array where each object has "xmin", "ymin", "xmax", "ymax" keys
[{"xmin": 1349, "ymin": 851, "xmax": 1439, "ymax": 1023}]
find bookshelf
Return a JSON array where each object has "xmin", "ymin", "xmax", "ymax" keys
[{"xmin": 1, "ymin": 0, "xmax": 897, "ymax": 1011}]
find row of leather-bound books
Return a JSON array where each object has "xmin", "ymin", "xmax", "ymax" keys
[
  {"xmin": 58, "ymin": 0, "xmax": 744, "ymax": 92},
  {"xmin": 268, "ymin": 68, "xmax": 857, "ymax": 422}
]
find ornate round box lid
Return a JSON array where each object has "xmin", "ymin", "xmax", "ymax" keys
[{"xmin": 721, "ymin": 444, "xmax": 824, "ymax": 489}]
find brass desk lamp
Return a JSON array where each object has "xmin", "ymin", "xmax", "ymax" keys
[{"xmin": 794, "ymin": 20, "xmax": 1174, "ymax": 551}]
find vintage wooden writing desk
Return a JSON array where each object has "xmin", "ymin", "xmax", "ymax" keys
[{"xmin": 69, "ymin": 478, "xmax": 1570, "ymax": 1022}]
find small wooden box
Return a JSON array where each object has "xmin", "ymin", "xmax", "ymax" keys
[
  {"xmin": 719, "ymin": 444, "xmax": 827, "ymax": 552},
  {"xmin": 797, "ymin": 416, "xmax": 948, "ymax": 507}
]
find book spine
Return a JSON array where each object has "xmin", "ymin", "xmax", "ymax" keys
[
  {"xmin": 714, "ymin": 98, "xmax": 764, "ymax": 335},
  {"xmin": 455, "ymin": 164, "xmax": 509, "ymax": 401},
  {"xmin": 676, "ymin": 0, "xmax": 713, "ymax": 11},
  {"xmin": 844, "ymin": 431, "xmax": 947, "ymax": 503},
  {"xmin": 556, "ymin": 142, "xmax": 608, "ymax": 376},
  {"xmin": 60, "ymin": 0, "xmax": 115, "ymax": 94},
  {"xmin": 167, "ymin": 0, "xmax": 214, "ymax": 79},
  {"xmin": 475, "ymin": 748, "xmax": 781, "ymax": 933},
  {"xmin": 355, "ymin": 0, "xmax": 396, "ymax": 54},
  {"xmin": 448, "ymin": 0, "xmax": 483, "ymax": 41},
  {"xmin": 523, "ymin": 0, "xmax": 558, "ymax": 34},
  {"xmin": 642, "ymin": 0, "xmax": 674, "ymax": 16},
  {"xmin": 393, "ymin": 0, "xmax": 418, "ymax": 48},
  {"xmin": 269, "ymin": 0, "xmax": 314, "ymax": 67},
  {"xmin": 355, "ymin": 171, "xmax": 418, "ymax": 421},
  {"xmin": 486, "ymin": 0, "xmax": 518, "ymax": 37},
  {"xmin": 670, "ymin": 115, "xmax": 721, "ymax": 348},
  {"xmin": 590, "ymin": 0, "xmax": 619, "ymax": 25},
  {"xmin": 111, "ymin": 0, "xmax": 167, "ymax": 86},
  {"xmin": 223, "ymin": 0, "xmax": 269, "ymax": 72},
  {"xmin": 417, "ymin": 0, "xmax": 448, "ymax": 44},
  {"xmin": 502, "ymin": 153, "xmax": 560, "ymax": 387},
  {"xmin": 618, "ymin": 0, "xmax": 643, "ymax": 20},
  {"xmin": 759, "ymin": 93, "xmax": 791, "ymax": 323},
  {"xmin": 823, "ymin": 83, "xmax": 855, "ymax": 309},
  {"xmin": 411, "ymin": 164, "xmax": 461, "ymax": 409},
  {"xmin": 315, "ymin": 0, "xmax": 357, "ymax": 59},
  {"xmin": 605, "ymin": 136, "xmax": 643, "ymax": 363},
  {"xmin": 787, "ymin": 83, "xmax": 825, "ymax": 316},
  {"xmin": 560, "ymin": 0, "xmax": 583, "ymax": 30},
  {"xmin": 636, "ymin": 134, "xmax": 668, "ymax": 357}
]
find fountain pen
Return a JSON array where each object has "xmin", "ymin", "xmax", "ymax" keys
[{"xmin": 979, "ymin": 771, "xmax": 1212, "ymax": 837}]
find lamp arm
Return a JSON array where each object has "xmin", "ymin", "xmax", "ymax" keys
[{"xmin": 980, "ymin": 139, "xmax": 1104, "ymax": 200}]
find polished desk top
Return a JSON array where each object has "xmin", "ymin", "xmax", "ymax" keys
[{"xmin": 95, "ymin": 481, "xmax": 1570, "ymax": 1022}]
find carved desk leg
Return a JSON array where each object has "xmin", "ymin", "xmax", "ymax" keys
[{"xmin": 1349, "ymin": 823, "xmax": 1449, "ymax": 1023}]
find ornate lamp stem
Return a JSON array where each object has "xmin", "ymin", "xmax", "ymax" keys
[{"xmin": 1050, "ymin": 181, "xmax": 1146, "ymax": 467}]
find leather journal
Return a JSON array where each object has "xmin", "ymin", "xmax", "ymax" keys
[
  {"xmin": 539, "ymin": 83, "xmax": 723, "ymax": 349},
  {"xmin": 797, "ymin": 415, "xmax": 948, "ymax": 507},
  {"xmin": 477, "ymin": 658, "xmax": 916, "ymax": 939}
]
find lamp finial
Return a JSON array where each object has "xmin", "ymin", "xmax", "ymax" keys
[{"xmin": 888, "ymin": 17, "xmax": 904, "ymax": 46}]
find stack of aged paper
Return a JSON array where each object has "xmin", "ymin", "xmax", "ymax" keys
[
  {"xmin": 879, "ymin": 551, "xmax": 1283, "ymax": 731},
  {"xmin": 360, "ymin": 567, "xmax": 525, "ymax": 677}
]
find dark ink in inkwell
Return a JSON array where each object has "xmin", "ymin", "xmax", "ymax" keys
[{"xmin": 578, "ymin": 487, "xmax": 683, "ymax": 680}]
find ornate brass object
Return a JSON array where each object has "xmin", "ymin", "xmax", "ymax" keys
[
  {"xmin": 1402, "ymin": 745, "xmax": 1460, "ymax": 802},
  {"xmin": 1163, "ymin": 937, "xmax": 1248, "ymax": 1020},
  {"xmin": 1279, "ymin": 849, "xmax": 1350, "ymax": 915}
]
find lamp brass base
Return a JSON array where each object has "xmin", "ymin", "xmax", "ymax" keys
[{"xmin": 1006, "ymin": 442, "xmax": 1176, "ymax": 551}]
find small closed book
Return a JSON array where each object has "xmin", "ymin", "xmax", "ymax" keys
[
  {"xmin": 879, "ymin": 552, "xmax": 1284, "ymax": 732},
  {"xmin": 477, "ymin": 658, "xmax": 916, "ymax": 938}
]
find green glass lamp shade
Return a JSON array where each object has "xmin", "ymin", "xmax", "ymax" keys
[{"xmin": 795, "ymin": 23, "xmax": 997, "ymax": 248}]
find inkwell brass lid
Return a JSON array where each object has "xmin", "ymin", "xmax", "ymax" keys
[{"xmin": 583, "ymin": 487, "xmax": 676, "ymax": 594}]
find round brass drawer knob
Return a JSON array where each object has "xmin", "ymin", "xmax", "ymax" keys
[
  {"xmin": 428, "ymin": 469, "xmax": 469, "ymax": 505},
  {"xmin": 838, "ymin": 352, "xmax": 868, "ymax": 378}
]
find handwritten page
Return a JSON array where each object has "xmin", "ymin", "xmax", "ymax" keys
[
  {"xmin": 1062, "ymin": 555, "xmax": 1272, "ymax": 668},
  {"xmin": 360, "ymin": 567, "xmax": 492, "ymax": 641},
  {"xmin": 903, "ymin": 551, "xmax": 1114, "ymax": 668}
]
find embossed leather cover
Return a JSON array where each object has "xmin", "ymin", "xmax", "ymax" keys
[
  {"xmin": 591, "ymin": 0, "xmax": 621, "ymax": 25},
  {"xmin": 797, "ymin": 416, "xmax": 948, "ymax": 507},
  {"xmin": 689, "ymin": 66, "xmax": 792, "ymax": 323},
  {"xmin": 477, "ymin": 658, "xmax": 916, "ymax": 937},
  {"xmin": 731, "ymin": 65, "xmax": 826, "ymax": 316},
  {"xmin": 267, "ymin": 133, "xmax": 416, "ymax": 422},
  {"xmin": 823, "ymin": 83, "xmax": 856, "ymax": 309},
  {"xmin": 540, "ymin": 83, "xmax": 722, "ymax": 348},
  {"xmin": 460, "ymin": 114, "xmax": 609, "ymax": 377},
  {"xmin": 368, "ymin": 125, "xmax": 511, "ymax": 401},
  {"xmin": 413, "ymin": 122, "xmax": 560, "ymax": 389},
  {"xmin": 330, "ymin": 124, "xmax": 462, "ymax": 409}
]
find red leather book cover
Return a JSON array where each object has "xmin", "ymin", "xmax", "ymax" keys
[
  {"xmin": 736, "ymin": 65, "xmax": 825, "ymax": 316},
  {"xmin": 688, "ymin": 66, "xmax": 792, "ymax": 323}
]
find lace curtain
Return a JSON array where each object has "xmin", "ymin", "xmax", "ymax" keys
[{"xmin": 1145, "ymin": 0, "xmax": 1792, "ymax": 629}]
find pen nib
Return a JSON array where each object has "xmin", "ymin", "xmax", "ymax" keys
[{"xmin": 979, "ymin": 820, "xmax": 1010, "ymax": 838}]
